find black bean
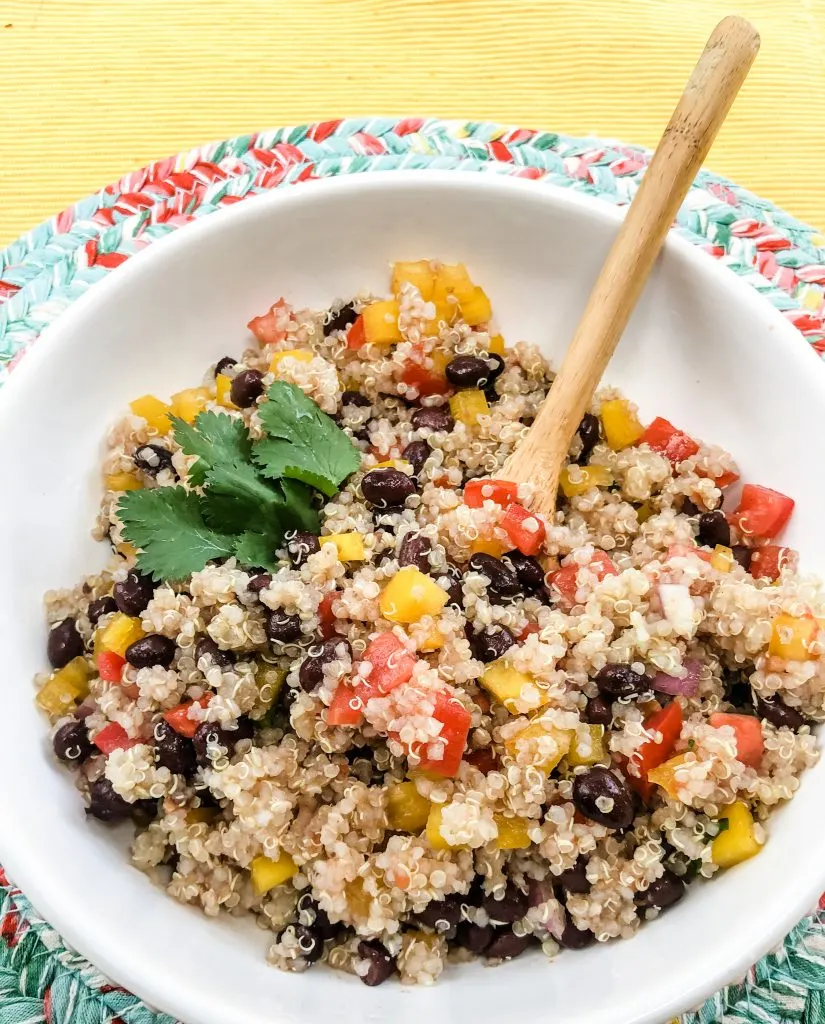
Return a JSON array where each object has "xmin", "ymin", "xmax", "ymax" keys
[
  {"xmin": 722, "ymin": 668, "xmax": 752, "ymax": 709},
  {"xmin": 134, "ymin": 443, "xmax": 173, "ymax": 476},
  {"xmin": 681, "ymin": 498, "xmax": 701, "ymax": 517},
  {"xmin": 86, "ymin": 778, "xmax": 134, "ymax": 823},
  {"xmin": 484, "ymin": 353, "xmax": 505, "ymax": 384},
  {"xmin": 755, "ymin": 694, "xmax": 810, "ymax": 732},
  {"xmin": 411, "ymin": 406, "xmax": 454, "ymax": 433},
  {"xmin": 193, "ymin": 718, "xmax": 254, "ymax": 766},
  {"xmin": 247, "ymin": 572, "xmax": 273, "ymax": 595},
  {"xmin": 445, "ymin": 355, "xmax": 491, "ymax": 389},
  {"xmin": 293, "ymin": 924, "xmax": 325, "ymax": 963},
  {"xmin": 265, "ymin": 610, "xmax": 303, "ymax": 644},
  {"xmin": 468, "ymin": 553, "xmax": 520, "ymax": 600},
  {"xmin": 153, "ymin": 720, "xmax": 197, "ymax": 776},
  {"xmin": 482, "ymin": 884, "xmax": 528, "ymax": 926},
  {"xmin": 214, "ymin": 355, "xmax": 237, "ymax": 377},
  {"xmin": 324, "ymin": 302, "xmax": 358, "ymax": 337},
  {"xmin": 441, "ymin": 563, "xmax": 464, "ymax": 608},
  {"xmin": 296, "ymin": 892, "xmax": 337, "ymax": 940},
  {"xmin": 503, "ymin": 550, "xmax": 546, "ymax": 592},
  {"xmin": 697, "ymin": 510, "xmax": 731, "ymax": 549},
  {"xmin": 195, "ymin": 636, "xmax": 234, "ymax": 669},
  {"xmin": 402, "ymin": 439, "xmax": 430, "ymax": 476},
  {"xmin": 635, "ymin": 871, "xmax": 685, "ymax": 915},
  {"xmin": 455, "ymin": 921, "xmax": 495, "ymax": 954},
  {"xmin": 411, "ymin": 895, "xmax": 463, "ymax": 938},
  {"xmin": 287, "ymin": 531, "xmax": 320, "ymax": 568},
  {"xmin": 732, "ymin": 545, "xmax": 753, "ymax": 571},
  {"xmin": 469, "ymin": 626, "xmax": 516, "ymax": 663},
  {"xmin": 299, "ymin": 637, "xmax": 352, "ymax": 692},
  {"xmin": 595, "ymin": 663, "xmax": 650, "ymax": 700},
  {"xmin": 87, "ymin": 595, "xmax": 117, "ymax": 625},
  {"xmin": 362, "ymin": 468, "xmax": 417, "ymax": 508},
  {"xmin": 125, "ymin": 633, "xmax": 176, "ymax": 669},
  {"xmin": 341, "ymin": 389, "xmax": 371, "ymax": 408},
  {"xmin": 583, "ymin": 695, "xmax": 613, "ymax": 726},
  {"xmin": 47, "ymin": 618, "xmax": 84, "ymax": 668},
  {"xmin": 356, "ymin": 939, "xmax": 396, "ymax": 986},
  {"xmin": 559, "ymin": 919, "xmax": 595, "ymax": 950},
  {"xmin": 113, "ymin": 571, "xmax": 155, "ymax": 616},
  {"xmin": 572, "ymin": 766, "xmax": 634, "ymax": 830},
  {"xmin": 577, "ymin": 413, "xmax": 600, "ymax": 464},
  {"xmin": 557, "ymin": 858, "xmax": 591, "ymax": 895},
  {"xmin": 398, "ymin": 532, "xmax": 432, "ymax": 572},
  {"xmin": 486, "ymin": 930, "xmax": 532, "ymax": 960},
  {"xmin": 230, "ymin": 368, "xmax": 265, "ymax": 408},
  {"xmin": 53, "ymin": 719, "xmax": 94, "ymax": 764}
]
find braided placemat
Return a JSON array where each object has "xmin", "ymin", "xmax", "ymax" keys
[{"xmin": 1, "ymin": 117, "xmax": 824, "ymax": 1024}]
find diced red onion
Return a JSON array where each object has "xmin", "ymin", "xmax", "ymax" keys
[{"xmin": 652, "ymin": 658, "xmax": 702, "ymax": 696}]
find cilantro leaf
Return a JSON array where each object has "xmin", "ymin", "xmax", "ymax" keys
[
  {"xmin": 254, "ymin": 381, "xmax": 360, "ymax": 496},
  {"xmin": 117, "ymin": 488, "xmax": 234, "ymax": 581},
  {"xmin": 278, "ymin": 478, "xmax": 321, "ymax": 534},
  {"xmin": 202, "ymin": 462, "xmax": 285, "ymax": 534},
  {"xmin": 172, "ymin": 411, "xmax": 252, "ymax": 486},
  {"xmin": 233, "ymin": 529, "xmax": 282, "ymax": 571}
]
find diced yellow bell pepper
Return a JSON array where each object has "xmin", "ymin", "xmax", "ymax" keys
[
  {"xmin": 711, "ymin": 801, "xmax": 763, "ymax": 868},
  {"xmin": 269, "ymin": 349, "xmax": 314, "ymax": 375},
  {"xmin": 391, "ymin": 260, "xmax": 435, "ymax": 301},
  {"xmin": 494, "ymin": 814, "xmax": 532, "ymax": 850},
  {"xmin": 386, "ymin": 781, "xmax": 431, "ymax": 832},
  {"xmin": 459, "ymin": 286, "xmax": 493, "ymax": 327},
  {"xmin": 504, "ymin": 720, "xmax": 572, "ymax": 775},
  {"xmin": 480, "ymin": 663, "xmax": 549, "ymax": 713},
  {"xmin": 566, "ymin": 725, "xmax": 606, "ymax": 767},
  {"xmin": 96, "ymin": 613, "xmax": 145, "ymax": 658},
  {"xmin": 362, "ymin": 300, "xmax": 402, "ymax": 345},
  {"xmin": 256, "ymin": 664, "xmax": 288, "ymax": 708},
  {"xmin": 380, "ymin": 566, "xmax": 449, "ymax": 623},
  {"xmin": 488, "ymin": 334, "xmax": 506, "ymax": 356},
  {"xmin": 431, "ymin": 349, "xmax": 450, "ymax": 378},
  {"xmin": 600, "ymin": 399, "xmax": 645, "ymax": 450},
  {"xmin": 169, "ymin": 387, "xmax": 210, "ymax": 424},
  {"xmin": 769, "ymin": 613, "xmax": 819, "ymax": 662},
  {"xmin": 470, "ymin": 537, "xmax": 507, "ymax": 557},
  {"xmin": 636, "ymin": 501, "xmax": 655, "ymax": 524},
  {"xmin": 250, "ymin": 852, "xmax": 298, "ymax": 894},
  {"xmin": 186, "ymin": 807, "xmax": 219, "ymax": 826},
  {"xmin": 647, "ymin": 753, "xmax": 691, "ymax": 799},
  {"xmin": 323, "ymin": 532, "xmax": 366, "ymax": 562},
  {"xmin": 426, "ymin": 804, "xmax": 467, "ymax": 850},
  {"xmin": 105, "ymin": 472, "xmax": 142, "ymax": 492},
  {"xmin": 419, "ymin": 627, "xmax": 445, "ymax": 652},
  {"xmin": 373, "ymin": 459, "xmax": 412, "ymax": 472},
  {"xmin": 130, "ymin": 395, "xmax": 171, "ymax": 435},
  {"xmin": 434, "ymin": 263, "xmax": 476, "ymax": 303},
  {"xmin": 116, "ymin": 541, "xmax": 138, "ymax": 561},
  {"xmin": 450, "ymin": 389, "xmax": 489, "ymax": 426},
  {"xmin": 215, "ymin": 373, "xmax": 236, "ymax": 408},
  {"xmin": 36, "ymin": 657, "xmax": 91, "ymax": 717},
  {"xmin": 711, "ymin": 545, "xmax": 734, "ymax": 573},
  {"xmin": 559, "ymin": 464, "xmax": 613, "ymax": 497},
  {"xmin": 425, "ymin": 297, "xmax": 456, "ymax": 334}
]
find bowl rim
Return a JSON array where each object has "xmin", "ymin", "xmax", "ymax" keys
[{"xmin": 1, "ymin": 168, "xmax": 823, "ymax": 1024}]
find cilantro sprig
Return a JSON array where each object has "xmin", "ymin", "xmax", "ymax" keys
[{"xmin": 118, "ymin": 381, "xmax": 359, "ymax": 580}]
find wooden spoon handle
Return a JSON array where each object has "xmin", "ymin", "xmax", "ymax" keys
[{"xmin": 503, "ymin": 15, "xmax": 760, "ymax": 516}]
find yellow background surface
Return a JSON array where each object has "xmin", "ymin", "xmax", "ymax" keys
[{"xmin": 1, "ymin": 0, "xmax": 824, "ymax": 246}]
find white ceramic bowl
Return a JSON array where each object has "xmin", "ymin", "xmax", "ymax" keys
[{"xmin": 1, "ymin": 171, "xmax": 824, "ymax": 1024}]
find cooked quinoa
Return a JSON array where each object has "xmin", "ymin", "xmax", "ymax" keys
[{"xmin": 37, "ymin": 259, "xmax": 823, "ymax": 986}]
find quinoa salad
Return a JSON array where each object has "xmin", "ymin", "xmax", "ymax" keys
[{"xmin": 36, "ymin": 259, "xmax": 824, "ymax": 986}]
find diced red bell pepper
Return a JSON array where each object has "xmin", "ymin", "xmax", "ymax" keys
[
  {"xmin": 400, "ymin": 361, "xmax": 452, "ymax": 397},
  {"xmin": 518, "ymin": 623, "xmax": 540, "ymax": 642},
  {"xmin": 750, "ymin": 545, "xmax": 798, "ymax": 581},
  {"xmin": 247, "ymin": 297, "xmax": 290, "ymax": 344},
  {"xmin": 326, "ymin": 683, "xmax": 364, "ymax": 726},
  {"xmin": 346, "ymin": 315, "xmax": 366, "ymax": 350},
  {"xmin": 550, "ymin": 550, "xmax": 618, "ymax": 607},
  {"xmin": 628, "ymin": 701, "xmax": 684, "ymax": 791},
  {"xmin": 729, "ymin": 484, "xmax": 795, "ymax": 542},
  {"xmin": 501, "ymin": 503, "xmax": 546, "ymax": 556},
  {"xmin": 416, "ymin": 689, "xmax": 472, "ymax": 777},
  {"xmin": 163, "ymin": 697, "xmax": 210, "ymax": 738},
  {"xmin": 709, "ymin": 712, "xmax": 764, "ymax": 768},
  {"xmin": 97, "ymin": 650, "xmax": 126, "ymax": 683},
  {"xmin": 641, "ymin": 417, "xmax": 700, "ymax": 465},
  {"xmin": 463, "ymin": 478, "xmax": 519, "ymax": 509},
  {"xmin": 667, "ymin": 542, "xmax": 712, "ymax": 563},
  {"xmin": 713, "ymin": 470, "xmax": 740, "ymax": 489},
  {"xmin": 465, "ymin": 747, "xmax": 498, "ymax": 774},
  {"xmin": 318, "ymin": 592, "xmax": 340, "ymax": 639},
  {"xmin": 93, "ymin": 722, "xmax": 140, "ymax": 754},
  {"xmin": 360, "ymin": 633, "xmax": 416, "ymax": 697}
]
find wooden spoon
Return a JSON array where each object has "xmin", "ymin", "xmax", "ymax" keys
[{"xmin": 502, "ymin": 16, "xmax": 760, "ymax": 516}]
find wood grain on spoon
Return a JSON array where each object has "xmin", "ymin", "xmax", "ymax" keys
[{"xmin": 502, "ymin": 16, "xmax": 760, "ymax": 517}]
